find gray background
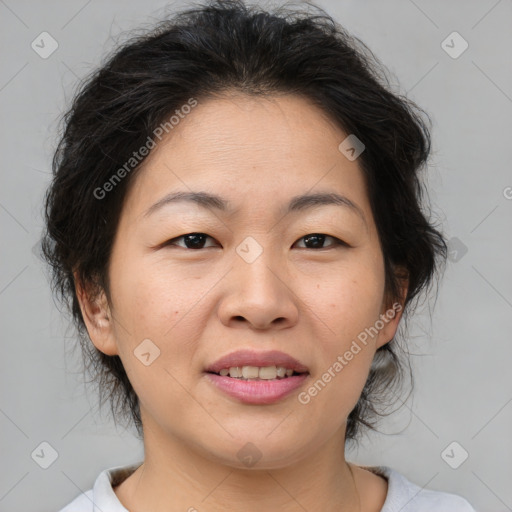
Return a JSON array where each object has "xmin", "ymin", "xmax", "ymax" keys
[{"xmin": 1, "ymin": 0, "xmax": 511, "ymax": 510}]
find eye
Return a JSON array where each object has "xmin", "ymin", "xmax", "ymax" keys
[
  {"xmin": 165, "ymin": 232, "xmax": 219, "ymax": 250},
  {"xmin": 162, "ymin": 232, "xmax": 348, "ymax": 250},
  {"xmin": 294, "ymin": 233, "xmax": 347, "ymax": 249}
]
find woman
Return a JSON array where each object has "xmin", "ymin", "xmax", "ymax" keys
[{"xmin": 44, "ymin": 1, "xmax": 476, "ymax": 510}]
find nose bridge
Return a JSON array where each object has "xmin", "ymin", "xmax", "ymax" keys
[
  {"xmin": 217, "ymin": 235, "xmax": 298, "ymax": 329},
  {"xmin": 234, "ymin": 235, "xmax": 287, "ymax": 297}
]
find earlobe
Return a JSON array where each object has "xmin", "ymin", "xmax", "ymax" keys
[
  {"xmin": 375, "ymin": 300, "xmax": 405, "ymax": 349},
  {"xmin": 376, "ymin": 274, "xmax": 408, "ymax": 349},
  {"xmin": 74, "ymin": 272, "xmax": 119, "ymax": 356}
]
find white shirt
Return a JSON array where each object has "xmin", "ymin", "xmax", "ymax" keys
[{"xmin": 58, "ymin": 462, "xmax": 477, "ymax": 511}]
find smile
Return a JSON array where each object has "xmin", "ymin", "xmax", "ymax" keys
[{"xmin": 214, "ymin": 365, "xmax": 301, "ymax": 380}]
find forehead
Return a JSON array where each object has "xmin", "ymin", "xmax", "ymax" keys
[
  {"xmin": 124, "ymin": 93, "xmax": 370, "ymax": 221},
  {"xmin": 162, "ymin": 93, "xmax": 348, "ymax": 169}
]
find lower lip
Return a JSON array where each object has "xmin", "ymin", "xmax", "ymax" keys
[{"xmin": 205, "ymin": 373, "xmax": 309, "ymax": 404}]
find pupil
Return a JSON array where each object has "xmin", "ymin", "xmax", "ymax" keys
[
  {"xmin": 304, "ymin": 234, "xmax": 325, "ymax": 248},
  {"xmin": 185, "ymin": 233, "xmax": 206, "ymax": 249}
]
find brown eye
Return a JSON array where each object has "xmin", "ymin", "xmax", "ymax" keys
[
  {"xmin": 294, "ymin": 233, "xmax": 347, "ymax": 249},
  {"xmin": 165, "ymin": 233, "xmax": 218, "ymax": 250}
]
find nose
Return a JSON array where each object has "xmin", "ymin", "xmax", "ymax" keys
[{"xmin": 217, "ymin": 251, "xmax": 299, "ymax": 331}]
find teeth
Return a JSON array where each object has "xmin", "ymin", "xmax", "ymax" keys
[
  {"xmin": 258, "ymin": 366, "xmax": 277, "ymax": 380},
  {"xmin": 229, "ymin": 367, "xmax": 242, "ymax": 378},
  {"xmin": 221, "ymin": 366, "xmax": 296, "ymax": 380},
  {"xmin": 242, "ymin": 366, "xmax": 260, "ymax": 379}
]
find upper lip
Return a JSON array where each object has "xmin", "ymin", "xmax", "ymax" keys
[{"xmin": 205, "ymin": 349, "xmax": 310, "ymax": 374}]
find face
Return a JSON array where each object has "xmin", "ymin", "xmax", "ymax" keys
[{"xmin": 78, "ymin": 93, "xmax": 405, "ymax": 469}]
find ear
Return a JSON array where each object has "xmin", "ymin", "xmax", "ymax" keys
[
  {"xmin": 74, "ymin": 271, "xmax": 118, "ymax": 356},
  {"xmin": 375, "ymin": 270, "xmax": 409, "ymax": 350}
]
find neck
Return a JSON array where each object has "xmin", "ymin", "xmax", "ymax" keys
[{"xmin": 115, "ymin": 421, "xmax": 365, "ymax": 512}]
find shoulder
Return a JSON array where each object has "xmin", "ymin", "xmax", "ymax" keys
[
  {"xmin": 57, "ymin": 462, "xmax": 142, "ymax": 512},
  {"xmin": 364, "ymin": 465, "xmax": 477, "ymax": 512},
  {"xmin": 58, "ymin": 489, "xmax": 94, "ymax": 511}
]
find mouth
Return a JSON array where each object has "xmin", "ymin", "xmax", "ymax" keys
[
  {"xmin": 204, "ymin": 350, "xmax": 310, "ymax": 404},
  {"xmin": 206, "ymin": 365, "xmax": 307, "ymax": 380}
]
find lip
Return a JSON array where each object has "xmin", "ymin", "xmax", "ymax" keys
[
  {"xmin": 205, "ymin": 373, "xmax": 309, "ymax": 404},
  {"xmin": 204, "ymin": 349, "xmax": 310, "ymax": 405},
  {"xmin": 204, "ymin": 349, "xmax": 310, "ymax": 374}
]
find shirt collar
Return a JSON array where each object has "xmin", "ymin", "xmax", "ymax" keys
[
  {"xmin": 92, "ymin": 461, "xmax": 143, "ymax": 511},
  {"xmin": 92, "ymin": 462, "xmax": 398, "ymax": 510}
]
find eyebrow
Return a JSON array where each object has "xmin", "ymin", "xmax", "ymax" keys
[{"xmin": 143, "ymin": 190, "xmax": 367, "ymax": 225}]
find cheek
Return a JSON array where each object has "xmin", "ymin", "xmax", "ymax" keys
[
  {"xmin": 302, "ymin": 259, "xmax": 384, "ymax": 412},
  {"xmin": 312, "ymin": 255, "xmax": 385, "ymax": 341},
  {"xmin": 109, "ymin": 255, "xmax": 219, "ymax": 379},
  {"xmin": 107, "ymin": 260, "xmax": 205, "ymax": 412},
  {"xmin": 109, "ymin": 253, "xmax": 196, "ymax": 335}
]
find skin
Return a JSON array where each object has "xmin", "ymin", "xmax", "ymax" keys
[{"xmin": 76, "ymin": 92, "xmax": 407, "ymax": 512}]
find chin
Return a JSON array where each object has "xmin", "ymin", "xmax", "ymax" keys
[{"xmin": 197, "ymin": 433, "xmax": 315, "ymax": 471}]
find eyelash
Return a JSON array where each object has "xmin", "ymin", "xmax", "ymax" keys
[{"xmin": 163, "ymin": 232, "xmax": 349, "ymax": 250}]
